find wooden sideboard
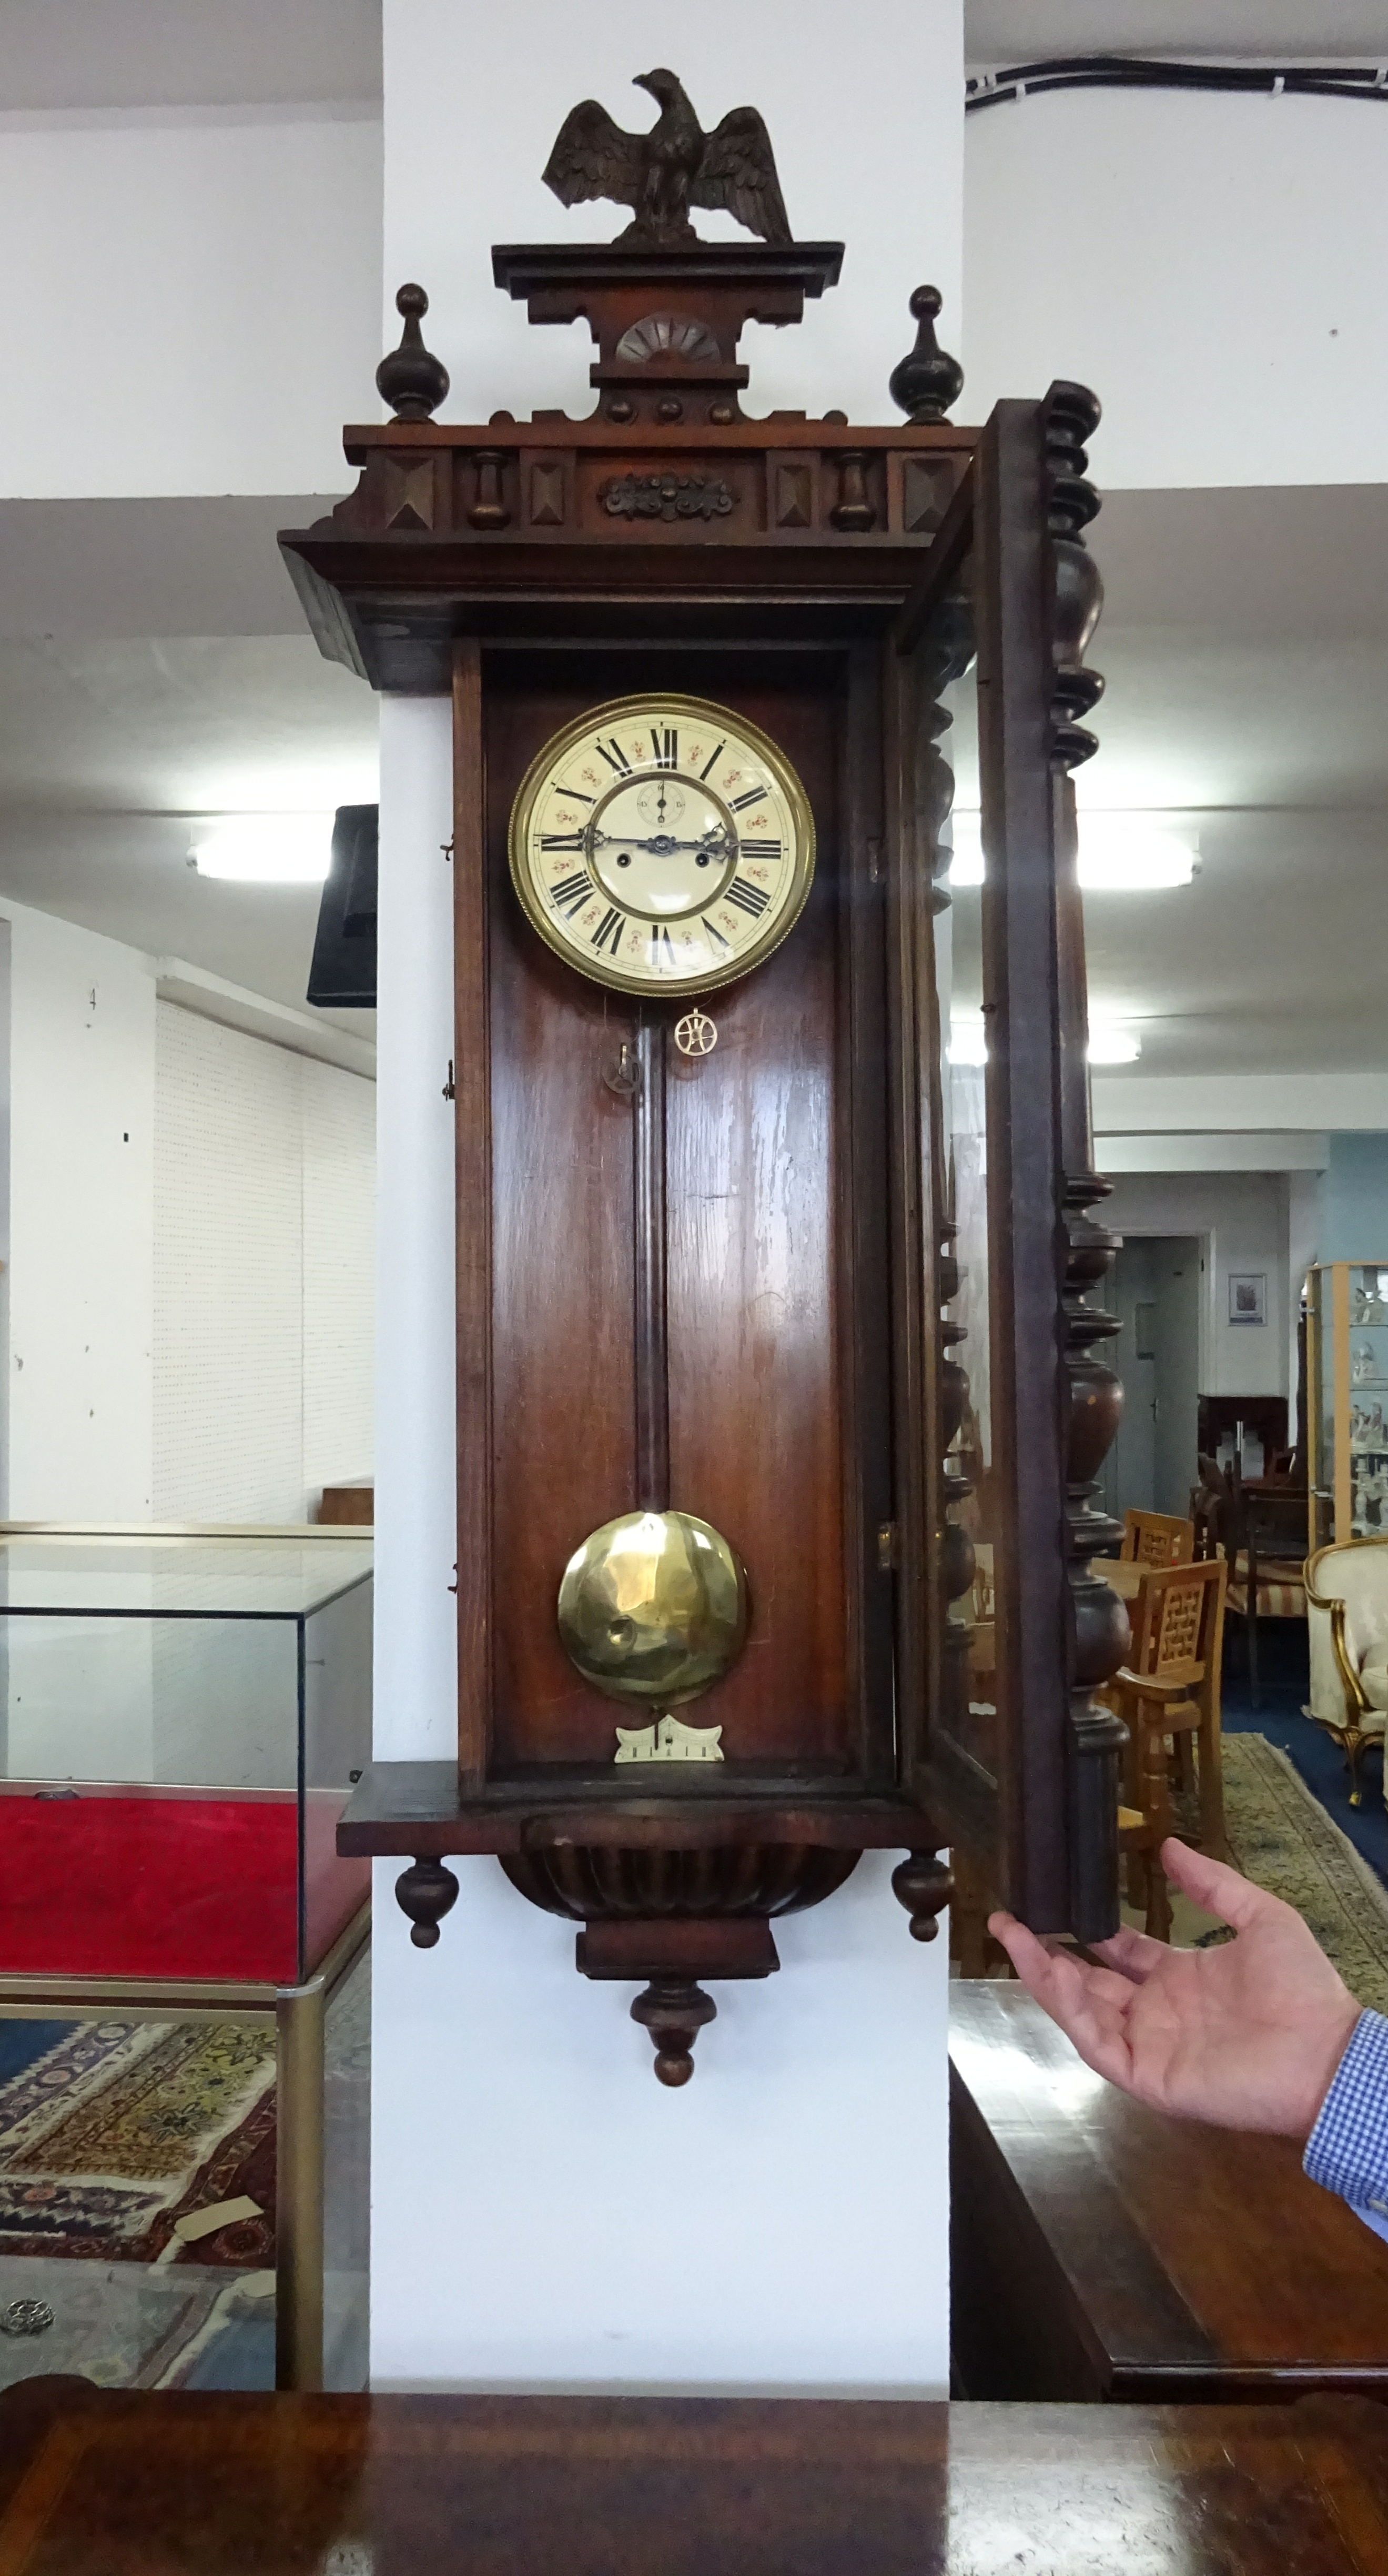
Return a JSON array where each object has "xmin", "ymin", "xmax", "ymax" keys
[
  {"xmin": 950, "ymin": 1981, "xmax": 1388, "ymax": 2402},
  {"xmin": 4, "ymin": 2376, "xmax": 1388, "ymax": 2572}
]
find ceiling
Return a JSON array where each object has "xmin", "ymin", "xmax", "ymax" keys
[
  {"xmin": 965, "ymin": 0, "xmax": 1388, "ymax": 63},
  {"xmin": 0, "ymin": 483, "xmax": 1383, "ymax": 1085},
  {"xmin": 7, "ymin": 0, "xmax": 1383, "ymax": 112},
  {"xmin": 946, "ymin": 481, "xmax": 1388, "ymax": 1083},
  {"xmin": 0, "ymin": 2, "xmax": 381, "ymax": 113},
  {"xmin": 0, "ymin": 499, "xmax": 379, "ymax": 1039}
]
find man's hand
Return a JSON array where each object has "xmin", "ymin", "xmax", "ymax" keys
[{"xmin": 988, "ymin": 1838, "xmax": 1361, "ymax": 2141}]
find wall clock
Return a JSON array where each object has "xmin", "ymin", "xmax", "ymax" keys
[
  {"xmin": 283, "ymin": 133, "xmax": 1128, "ymax": 2083},
  {"xmin": 509, "ymin": 692, "xmax": 814, "ymax": 999}
]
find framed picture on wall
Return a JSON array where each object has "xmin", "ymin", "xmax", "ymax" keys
[{"xmin": 1229, "ymin": 1273, "xmax": 1267, "ymax": 1326}]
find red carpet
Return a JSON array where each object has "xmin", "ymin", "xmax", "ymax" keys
[{"xmin": 0, "ymin": 1792, "xmax": 366, "ymax": 1983}]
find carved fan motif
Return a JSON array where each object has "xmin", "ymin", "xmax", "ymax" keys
[{"xmin": 615, "ymin": 313, "xmax": 723, "ymax": 364}]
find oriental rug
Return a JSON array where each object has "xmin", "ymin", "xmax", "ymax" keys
[
  {"xmin": 0, "ymin": 2017, "xmax": 275, "ymax": 2266},
  {"xmin": 1210, "ymin": 1732, "xmax": 1388, "ymax": 2014}
]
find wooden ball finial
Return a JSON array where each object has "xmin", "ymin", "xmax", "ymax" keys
[
  {"xmin": 377, "ymin": 282, "xmax": 450, "ymax": 422},
  {"xmin": 889, "ymin": 284, "xmax": 964, "ymax": 425}
]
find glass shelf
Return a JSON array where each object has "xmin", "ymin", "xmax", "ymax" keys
[{"xmin": 1307, "ymin": 1264, "xmax": 1388, "ymax": 1543}]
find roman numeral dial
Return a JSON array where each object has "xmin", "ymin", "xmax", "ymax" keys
[{"xmin": 508, "ymin": 692, "xmax": 815, "ymax": 999}]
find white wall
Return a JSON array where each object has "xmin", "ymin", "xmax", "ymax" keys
[
  {"xmin": 1105, "ymin": 1169, "xmax": 1290, "ymax": 1401},
  {"xmin": 370, "ymin": 0, "xmax": 961, "ymax": 2399},
  {"xmin": 383, "ymin": 0, "xmax": 963, "ymax": 433},
  {"xmin": 1093, "ymin": 1072, "xmax": 1388, "ymax": 1134},
  {"xmin": 153, "ymin": 1002, "xmax": 374, "ymax": 1521},
  {"xmin": 2, "ymin": 896, "xmax": 155, "ymax": 1518},
  {"xmin": 964, "ymin": 89, "xmax": 1388, "ymax": 487},
  {"xmin": 0, "ymin": 111, "xmax": 381, "ymax": 498}
]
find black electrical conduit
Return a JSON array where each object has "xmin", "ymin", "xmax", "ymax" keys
[{"xmin": 967, "ymin": 56, "xmax": 1388, "ymax": 112}]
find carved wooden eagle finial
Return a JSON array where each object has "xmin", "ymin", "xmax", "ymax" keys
[{"xmin": 542, "ymin": 70, "xmax": 792, "ymax": 249}]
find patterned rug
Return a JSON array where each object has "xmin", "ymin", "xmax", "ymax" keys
[
  {"xmin": 0, "ymin": 2019, "xmax": 275, "ymax": 2266},
  {"xmin": 1219, "ymin": 1733, "xmax": 1388, "ymax": 2014}
]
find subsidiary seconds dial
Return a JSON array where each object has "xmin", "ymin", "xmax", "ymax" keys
[{"xmin": 508, "ymin": 693, "xmax": 815, "ymax": 998}]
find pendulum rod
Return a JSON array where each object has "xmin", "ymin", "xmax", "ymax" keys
[{"xmin": 632, "ymin": 1008, "xmax": 671, "ymax": 1512}]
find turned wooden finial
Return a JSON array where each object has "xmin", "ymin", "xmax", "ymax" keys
[
  {"xmin": 630, "ymin": 1975, "xmax": 717, "ymax": 2084},
  {"xmin": 889, "ymin": 285, "xmax": 964, "ymax": 425},
  {"xmin": 377, "ymin": 283, "xmax": 450, "ymax": 421},
  {"xmin": 891, "ymin": 1849, "xmax": 954, "ymax": 1941},
  {"xmin": 394, "ymin": 1855, "xmax": 460, "ymax": 1946}
]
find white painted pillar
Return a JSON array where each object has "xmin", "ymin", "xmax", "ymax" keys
[{"xmin": 372, "ymin": 0, "xmax": 965, "ymax": 2394}]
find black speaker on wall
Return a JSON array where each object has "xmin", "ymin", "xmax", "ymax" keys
[{"xmin": 307, "ymin": 803, "xmax": 378, "ymax": 1008}]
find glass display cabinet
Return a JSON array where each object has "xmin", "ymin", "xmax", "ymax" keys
[
  {"xmin": 1306, "ymin": 1264, "xmax": 1388, "ymax": 1548},
  {"xmin": 0, "ymin": 1526, "xmax": 372, "ymax": 2390}
]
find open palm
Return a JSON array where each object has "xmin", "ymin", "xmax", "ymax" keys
[{"xmin": 989, "ymin": 1838, "xmax": 1361, "ymax": 2142}]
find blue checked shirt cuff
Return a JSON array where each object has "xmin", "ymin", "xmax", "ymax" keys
[{"xmin": 1303, "ymin": 2008, "xmax": 1388, "ymax": 2220}]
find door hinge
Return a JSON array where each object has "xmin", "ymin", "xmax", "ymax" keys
[
  {"xmin": 442, "ymin": 1059, "xmax": 455, "ymax": 1100},
  {"xmin": 877, "ymin": 1521, "xmax": 899, "ymax": 1572}
]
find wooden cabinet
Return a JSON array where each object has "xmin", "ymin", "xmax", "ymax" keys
[
  {"xmin": 6, "ymin": 2378, "xmax": 1388, "ymax": 2573},
  {"xmin": 283, "ymin": 235, "xmax": 1128, "ymax": 2073},
  {"xmin": 951, "ymin": 1984, "xmax": 1388, "ymax": 2404},
  {"xmin": 1308, "ymin": 1260, "xmax": 1388, "ymax": 1547}
]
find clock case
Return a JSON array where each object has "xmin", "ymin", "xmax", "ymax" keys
[{"xmin": 283, "ymin": 242, "xmax": 1127, "ymax": 2077}]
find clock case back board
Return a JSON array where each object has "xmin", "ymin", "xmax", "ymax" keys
[{"xmin": 283, "ymin": 242, "xmax": 1126, "ymax": 2069}]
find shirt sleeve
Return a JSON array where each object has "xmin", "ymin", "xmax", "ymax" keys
[{"xmin": 1303, "ymin": 2008, "xmax": 1388, "ymax": 2226}]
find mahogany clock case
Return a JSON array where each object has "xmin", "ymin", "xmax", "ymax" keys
[
  {"xmin": 485, "ymin": 641, "xmax": 891, "ymax": 1786},
  {"xmin": 288, "ymin": 237, "xmax": 1128, "ymax": 2021}
]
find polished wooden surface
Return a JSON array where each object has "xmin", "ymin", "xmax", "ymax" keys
[
  {"xmin": 483, "ymin": 664, "xmax": 860, "ymax": 1771},
  {"xmin": 1096, "ymin": 1555, "xmax": 1144, "ymax": 1606},
  {"xmin": 320, "ymin": 248, "xmax": 1115, "ymax": 1965},
  {"xmin": 6, "ymin": 2378, "xmax": 1388, "ymax": 2573},
  {"xmin": 950, "ymin": 1981, "xmax": 1388, "ymax": 2402},
  {"xmin": 454, "ymin": 641, "xmax": 495, "ymax": 1786}
]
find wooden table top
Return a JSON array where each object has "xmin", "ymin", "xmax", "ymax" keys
[
  {"xmin": 1090, "ymin": 1554, "xmax": 1143, "ymax": 1603},
  {"xmin": 950, "ymin": 1982, "xmax": 1388, "ymax": 2401},
  {"xmin": 4, "ymin": 2376, "xmax": 1388, "ymax": 2573}
]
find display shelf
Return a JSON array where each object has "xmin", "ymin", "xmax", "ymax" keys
[{"xmin": 1306, "ymin": 1265, "xmax": 1388, "ymax": 1545}]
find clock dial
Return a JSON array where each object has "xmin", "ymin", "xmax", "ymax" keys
[{"xmin": 509, "ymin": 693, "xmax": 815, "ymax": 997}]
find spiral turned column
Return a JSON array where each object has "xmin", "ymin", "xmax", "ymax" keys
[{"xmin": 1042, "ymin": 380, "xmax": 1129, "ymax": 1943}]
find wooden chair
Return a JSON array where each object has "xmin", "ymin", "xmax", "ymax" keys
[
  {"xmin": 1304, "ymin": 1537, "xmax": 1388, "ymax": 1805},
  {"xmin": 1218, "ymin": 1460, "xmax": 1307, "ymax": 1708},
  {"xmin": 1111, "ymin": 1556, "xmax": 1228, "ymax": 1940},
  {"xmin": 1121, "ymin": 1507, "xmax": 1195, "ymax": 1568}
]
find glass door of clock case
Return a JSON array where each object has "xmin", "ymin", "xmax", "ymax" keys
[{"xmin": 888, "ymin": 391, "xmax": 1126, "ymax": 1941}]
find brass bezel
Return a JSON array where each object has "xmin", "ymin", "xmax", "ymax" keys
[{"xmin": 507, "ymin": 690, "xmax": 816, "ymax": 1000}]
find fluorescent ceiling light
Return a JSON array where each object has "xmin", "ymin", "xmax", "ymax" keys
[
  {"xmin": 946, "ymin": 814, "xmax": 984, "ymax": 887},
  {"xmin": 1080, "ymin": 819, "xmax": 1196, "ymax": 891},
  {"xmin": 1087, "ymin": 1021, "xmax": 1142, "ymax": 1064},
  {"xmin": 946, "ymin": 811, "xmax": 1195, "ymax": 892},
  {"xmin": 188, "ymin": 817, "xmax": 333, "ymax": 884},
  {"xmin": 948, "ymin": 1014, "xmax": 988, "ymax": 1065},
  {"xmin": 949, "ymin": 1012, "xmax": 1141, "ymax": 1066}
]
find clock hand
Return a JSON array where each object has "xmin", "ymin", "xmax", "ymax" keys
[{"xmin": 591, "ymin": 830, "xmax": 734, "ymax": 856}]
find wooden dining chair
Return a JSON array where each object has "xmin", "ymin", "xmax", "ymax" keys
[
  {"xmin": 1111, "ymin": 1555, "xmax": 1228, "ymax": 1940},
  {"xmin": 1195, "ymin": 1457, "xmax": 1306, "ymax": 1706},
  {"xmin": 1121, "ymin": 1507, "xmax": 1195, "ymax": 1568}
]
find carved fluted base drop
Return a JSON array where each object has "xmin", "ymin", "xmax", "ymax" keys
[
  {"xmin": 631, "ymin": 1976, "xmax": 717, "ymax": 2086},
  {"xmin": 891, "ymin": 1849, "xmax": 954, "ymax": 1942},
  {"xmin": 394, "ymin": 1856, "xmax": 460, "ymax": 1948}
]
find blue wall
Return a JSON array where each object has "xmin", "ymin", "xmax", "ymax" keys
[{"xmin": 1320, "ymin": 1134, "xmax": 1388, "ymax": 1262}]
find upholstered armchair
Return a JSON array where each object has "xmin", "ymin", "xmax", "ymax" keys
[{"xmin": 1305, "ymin": 1537, "xmax": 1388, "ymax": 1805}]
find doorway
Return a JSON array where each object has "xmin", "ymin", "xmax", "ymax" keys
[{"xmin": 1103, "ymin": 1236, "xmax": 1203, "ymax": 1525}]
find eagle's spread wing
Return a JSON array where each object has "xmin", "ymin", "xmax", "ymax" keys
[
  {"xmin": 542, "ymin": 98, "xmax": 645, "ymax": 213},
  {"xmin": 690, "ymin": 106, "xmax": 791, "ymax": 244}
]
